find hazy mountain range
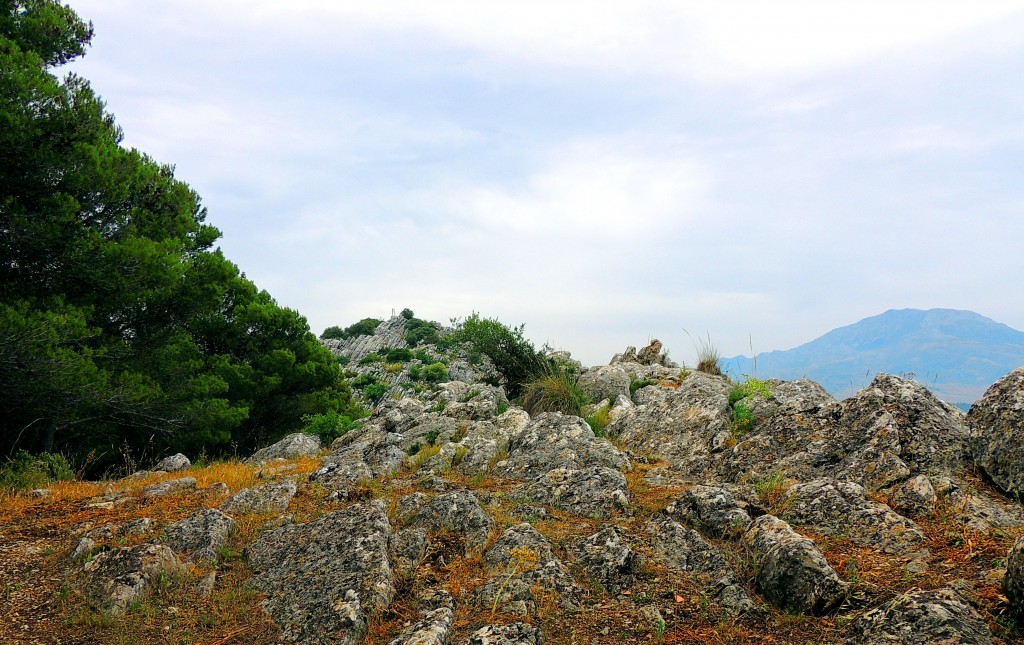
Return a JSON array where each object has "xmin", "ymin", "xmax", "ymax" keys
[{"xmin": 721, "ymin": 308, "xmax": 1024, "ymax": 407}]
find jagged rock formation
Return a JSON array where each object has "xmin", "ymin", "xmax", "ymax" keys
[
  {"xmin": 11, "ymin": 329, "xmax": 1024, "ymax": 644},
  {"xmin": 969, "ymin": 367, "xmax": 1024, "ymax": 495}
]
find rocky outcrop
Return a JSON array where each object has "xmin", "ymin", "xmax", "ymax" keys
[
  {"xmin": 459, "ymin": 623, "xmax": 542, "ymax": 645},
  {"xmin": 248, "ymin": 500, "xmax": 395, "ymax": 644},
  {"xmin": 220, "ymin": 480, "xmax": 297, "ymax": 515},
  {"xmin": 246, "ymin": 433, "xmax": 321, "ymax": 465},
  {"xmin": 844, "ymin": 587, "xmax": 993, "ymax": 644},
  {"xmin": 386, "ymin": 590, "xmax": 454, "ymax": 645},
  {"xmin": 578, "ymin": 365, "xmax": 631, "ymax": 403},
  {"xmin": 518, "ymin": 466, "xmax": 630, "ymax": 519},
  {"xmin": 477, "ymin": 523, "xmax": 582, "ymax": 615},
  {"xmin": 152, "ymin": 453, "xmax": 191, "ymax": 472},
  {"xmin": 741, "ymin": 515, "xmax": 848, "ymax": 615},
  {"xmin": 83, "ymin": 544, "xmax": 184, "ymax": 615},
  {"xmin": 397, "ymin": 489, "xmax": 494, "ymax": 554},
  {"xmin": 664, "ymin": 485, "xmax": 751, "ymax": 539},
  {"xmin": 780, "ymin": 479, "xmax": 926, "ymax": 555},
  {"xmin": 162, "ymin": 508, "xmax": 236, "ymax": 563},
  {"xmin": 968, "ymin": 367, "xmax": 1024, "ymax": 495},
  {"xmin": 141, "ymin": 476, "xmax": 197, "ymax": 498},
  {"xmin": 493, "ymin": 412, "xmax": 630, "ymax": 479},
  {"xmin": 569, "ymin": 525, "xmax": 640, "ymax": 593}
]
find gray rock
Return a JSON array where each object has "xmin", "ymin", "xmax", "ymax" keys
[
  {"xmin": 30, "ymin": 488, "xmax": 50, "ymax": 498},
  {"xmin": 197, "ymin": 572, "xmax": 217, "ymax": 598},
  {"xmin": 83, "ymin": 543, "xmax": 184, "ymax": 615},
  {"xmin": 247, "ymin": 500, "xmax": 395, "ymax": 644},
  {"xmin": 141, "ymin": 476, "xmax": 197, "ymax": 498},
  {"xmin": 387, "ymin": 590, "xmax": 455, "ymax": 645},
  {"xmin": 969, "ymin": 367, "xmax": 1024, "ymax": 495},
  {"xmin": 493, "ymin": 412, "xmax": 630, "ymax": 479},
  {"xmin": 478, "ymin": 524, "xmax": 581, "ymax": 615},
  {"xmin": 120, "ymin": 518, "xmax": 155, "ymax": 535},
  {"xmin": 844, "ymin": 587, "xmax": 993, "ymax": 644},
  {"xmin": 578, "ymin": 365, "xmax": 631, "ymax": 403},
  {"xmin": 247, "ymin": 432, "xmax": 322, "ymax": 465},
  {"xmin": 780, "ymin": 479, "xmax": 927, "ymax": 555},
  {"xmin": 389, "ymin": 528, "xmax": 428, "ymax": 579},
  {"xmin": 162, "ymin": 508, "xmax": 236, "ymax": 563},
  {"xmin": 311, "ymin": 426, "xmax": 406, "ymax": 494},
  {"xmin": 888, "ymin": 474, "xmax": 938, "ymax": 517},
  {"xmin": 433, "ymin": 382, "xmax": 510, "ymax": 421},
  {"xmin": 458, "ymin": 623, "xmax": 542, "ymax": 645},
  {"xmin": 569, "ymin": 525, "xmax": 641, "ymax": 593},
  {"xmin": 645, "ymin": 514, "xmax": 755, "ymax": 614},
  {"xmin": 741, "ymin": 515, "xmax": 848, "ymax": 615},
  {"xmin": 220, "ymin": 480, "xmax": 297, "ymax": 515},
  {"xmin": 400, "ymin": 489, "xmax": 494, "ymax": 554},
  {"xmin": 70, "ymin": 537, "xmax": 96, "ymax": 563},
  {"xmin": 1007, "ymin": 536, "xmax": 1024, "ymax": 625},
  {"xmin": 518, "ymin": 466, "xmax": 631, "ymax": 519},
  {"xmin": 152, "ymin": 453, "xmax": 191, "ymax": 472},
  {"xmin": 665, "ymin": 485, "xmax": 751, "ymax": 539}
]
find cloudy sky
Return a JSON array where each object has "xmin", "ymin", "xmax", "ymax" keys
[{"xmin": 65, "ymin": 1, "xmax": 1024, "ymax": 366}]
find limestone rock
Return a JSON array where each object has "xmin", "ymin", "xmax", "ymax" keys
[
  {"xmin": 70, "ymin": 537, "xmax": 96, "ymax": 563},
  {"xmin": 220, "ymin": 480, "xmax": 297, "ymax": 515},
  {"xmin": 389, "ymin": 528, "xmax": 428, "ymax": 579},
  {"xmin": 477, "ymin": 523, "xmax": 581, "ymax": 615},
  {"xmin": 246, "ymin": 433, "xmax": 321, "ymax": 465},
  {"xmin": 780, "ymin": 479, "xmax": 926, "ymax": 555},
  {"xmin": 141, "ymin": 476, "xmax": 197, "ymax": 498},
  {"xmin": 493, "ymin": 412, "xmax": 630, "ymax": 479},
  {"xmin": 433, "ymin": 382, "xmax": 509, "ymax": 421},
  {"xmin": 664, "ymin": 485, "xmax": 751, "ymax": 539},
  {"xmin": 569, "ymin": 525, "xmax": 641, "ymax": 593},
  {"xmin": 162, "ymin": 508, "xmax": 236, "ymax": 563},
  {"xmin": 83, "ymin": 543, "xmax": 184, "ymax": 615},
  {"xmin": 311, "ymin": 426, "xmax": 406, "ymax": 494},
  {"xmin": 888, "ymin": 474, "xmax": 938, "ymax": 517},
  {"xmin": 968, "ymin": 367, "xmax": 1024, "ymax": 495},
  {"xmin": 844, "ymin": 587, "xmax": 993, "ymax": 644},
  {"xmin": 152, "ymin": 453, "xmax": 191, "ymax": 472},
  {"xmin": 247, "ymin": 500, "xmax": 395, "ymax": 644},
  {"xmin": 578, "ymin": 365, "xmax": 631, "ymax": 403},
  {"xmin": 519, "ymin": 466, "xmax": 630, "ymax": 519},
  {"xmin": 387, "ymin": 590, "xmax": 454, "ymax": 645},
  {"xmin": 458, "ymin": 623, "xmax": 542, "ymax": 645},
  {"xmin": 399, "ymin": 489, "xmax": 494, "ymax": 554},
  {"xmin": 1007, "ymin": 536, "xmax": 1024, "ymax": 625},
  {"xmin": 741, "ymin": 515, "xmax": 848, "ymax": 615}
]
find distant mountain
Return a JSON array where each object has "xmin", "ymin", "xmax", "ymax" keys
[{"xmin": 721, "ymin": 309, "xmax": 1024, "ymax": 406}]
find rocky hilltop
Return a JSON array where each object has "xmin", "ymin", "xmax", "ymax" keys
[{"xmin": 3, "ymin": 315, "xmax": 1024, "ymax": 644}]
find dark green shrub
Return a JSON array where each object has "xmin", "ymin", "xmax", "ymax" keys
[
  {"xmin": 323, "ymin": 318, "xmax": 382, "ymax": 340},
  {"xmin": 412, "ymin": 350, "xmax": 439, "ymax": 364},
  {"xmin": 0, "ymin": 450, "xmax": 76, "ymax": 492},
  {"xmin": 384, "ymin": 348, "xmax": 413, "ymax": 363},
  {"xmin": 335, "ymin": 354, "xmax": 351, "ymax": 366},
  {"xmin": 401, "ymin": 308, "xmax": 415, "ymax": 320},
  {"xmin": 301, "ymin": 411, "xmax": 361, "ymax": 443},
  {"xmin": 731, "ymin": 402, "xmax": 755, "ymax": 436},
  {"xmin": 352, "ymin": 373, "xmax": 380, "ymax": 389},
  {"xmin": 405, "ymin": 317, "xmax": 440, "ymax": 347},
  {"xmin": 363, "ymin": 383, "xmax": 388, "ymax": 404},
  {"xmin": 358, "ymin": 353, "xmax": 384, "ymax": 366},
  {"xmin": 449, "ymin": 313, "xmax": 549, "ymax": 397},
  {"xmin": 422, "ymin": 363, "xmax": 448, "ymax": 384}
]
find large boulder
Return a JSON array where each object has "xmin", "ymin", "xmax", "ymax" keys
[
  {"xmin": 477, "ymin": 523, "xmax": 581, "ymax": 615},
  {"xmin": 152, "ymin": 453, "xmax": 190, "ymax": 472},
  {"xmin": 220, "ymin": 480, "xmax": 297, "ymax": 515},
  {"xmin": 397, "ymin": 489, "xmax": 494, "ymax": 554},
  {"xmin": 578, "ymin": 365, "xmax": 631, "ymax": 403},
  {"xmin": 1007, "ymin": 536, "xmax": 1024, "ymax": 626},
  {"xmin": 247, "ymin": 500, "xmax": 395, "ymax": 644},
  {"xmin": 664, "ymin": 485, "xmax": 751, "ymax": 539},
  {"xmin": 162, "ymin": 508, "xmax": 236, "ymax": 563},
  {"xmin": 569, "ymin": 525, "xmax": 641, "ymax": 594},
  {"xmin": 386, "ymin": 591, "xmax": 454, "ymax": 645},
  {"xmin": 741, "ymin": 515, "xmax": 848, "ymax": 615},
  {"xmin": 844, "ymin": 588, "xmax": 993, "ymax": 644},
  {"xmin": 141, "ymin": 476, "xmax": 197, "ymax": 498},
  {"xmin": 246, "ymin": 433, "xmax": 321, "ymax": 465},
  {"xmin": 780, "ymin": 479, "xmax": 926, "ymax": 556},
  {"xmin": 492, "ymin": 412, "xmax": 630, "ymax": 479},
  {"xmin": 968, "ymin": 367, "xmax": 1024, "ymax": 495},
  {"xmin": 83, "ymin": 544, "xmax": 184, "ymax": 615},
  {"xmin": 518, "ymin": 466, "xmax": 631, "ymax": 519}
]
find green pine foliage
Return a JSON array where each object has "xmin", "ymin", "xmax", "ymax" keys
[{"xmin": 0, "ymin": 1, "xmax": 363, "ymax": 475}]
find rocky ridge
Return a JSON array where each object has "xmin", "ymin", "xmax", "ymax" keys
[{"xmin": 3, "ymin": 325, "xmax": 1024, "ymax": 644}]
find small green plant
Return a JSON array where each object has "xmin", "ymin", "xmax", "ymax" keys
[
  {"xmin": 731, "ymin": 402, "xmax": 755, "ymax": 436},
  {"xmin": 0, "ymin": 450, "xmax": 76, "ymax": 492},
  {"xmin": 409, "ymin": 444, "xmax": 441, "ymax": 470},
  {"xmin": 654, "ymin": 617, "xmax": 666, "ymax": 641},
  {"xmin": 728, "ymin": 378, "xmax": 773, "ymax": 406},
  {"xmin": 754, "ymin": 470, "xmax": 791, "ymax": 508},
  {"xmin": 496, "ymin": 400, "xmax": 509, "ymax": 416},
  {"xmin": 460, "ymin": 389, "xmax": 481, "ymax": 403},
  {"xmin": 585, "ymin": 406, "xmax": 612, "ymax": 436},
  {"xmin": 424, "ymin": 429, "xmax": 441, "ymax": 446},
  {"xmin": 629, "ymin": 376, "xmax": 655, "ymax": 397},
  {"xmin": 428, "ymin": 399, "xmax": 447, "ymax": 413},
  {"xmin": 520, "ymin": 364, "xmax": 590, "ymax": 416},
  {"xmin": 452, "ymin": 445, "xmax": 469, "ymax": 466}
]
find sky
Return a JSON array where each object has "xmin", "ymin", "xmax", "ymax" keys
[{"xmin": 64, "ymin": 1, "xmax": 1024, "ymax": 367}]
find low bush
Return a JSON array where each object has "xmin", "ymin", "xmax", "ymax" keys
[
  {"xmin": 0, "ymin": 450, "xmax": 76, "ymax": 492},
  {"xmin": 585, "ymin": 406, "xmax": 612, "ymax": 436},
  {"xmin": 521, "ymin": 365, "xmax": 590, "ymax": 417},
  {"xmin": 449, "ymin": 313, "xmax": 550, "ymax": 397},
  {"xmin": 322, "ymin": 318, "xmax": 382, "ymax": 340},
  {"xmin": 300, "ymin": 410, "xmax": 361, "ymax": 443},
  {"xmin": 384, "ymin": 347, "xmax": 413, "ymax": 362}
]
